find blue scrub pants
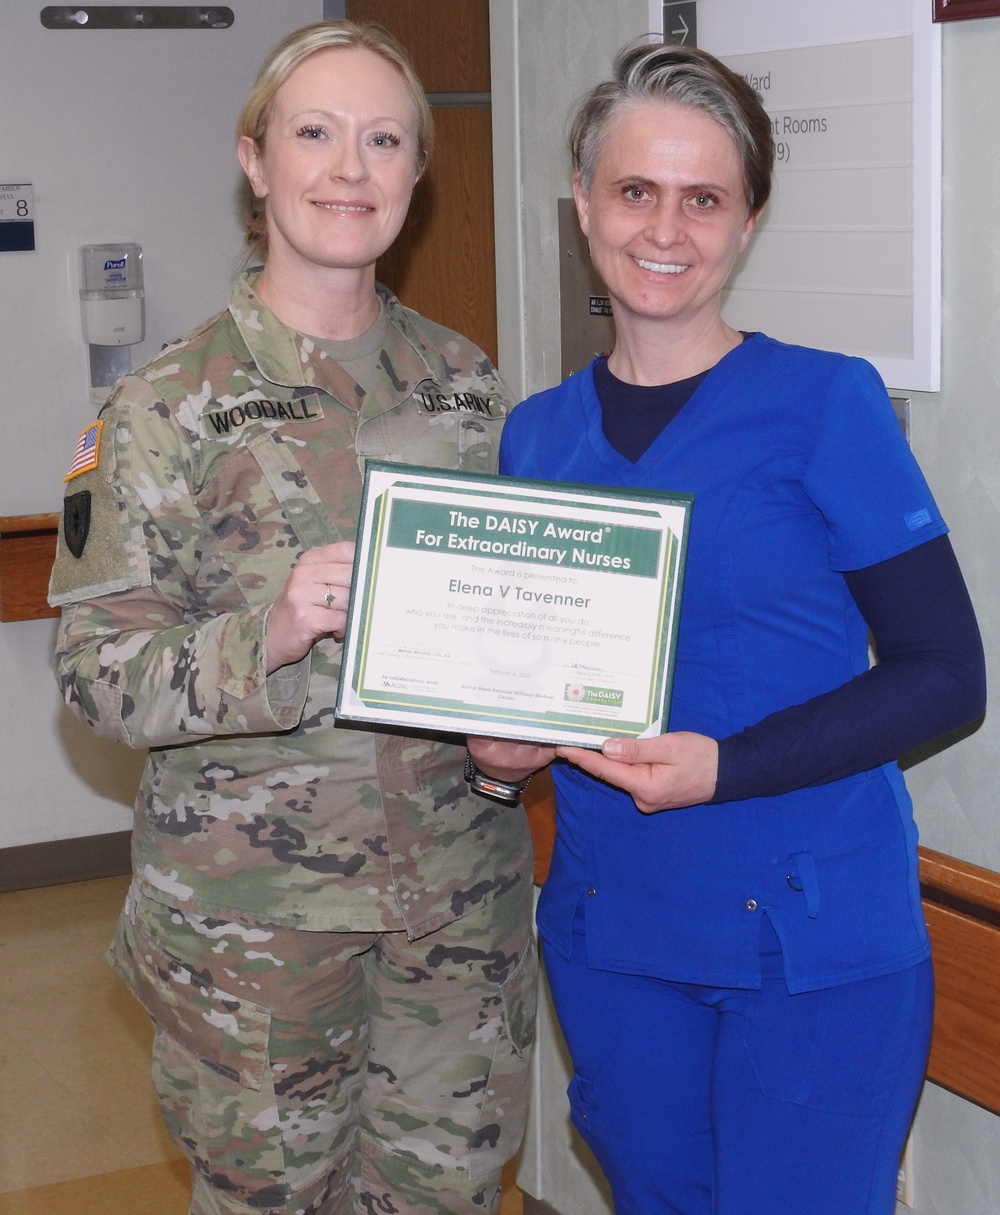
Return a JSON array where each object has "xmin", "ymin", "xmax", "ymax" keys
[{"xmin": 542, "ymin": 914, "xmax": 933, "ymax": 1215}]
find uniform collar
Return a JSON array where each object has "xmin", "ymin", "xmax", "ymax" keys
[{"xmin": 227, "ymin": 271, "xmax": 449, "ymax": 414}]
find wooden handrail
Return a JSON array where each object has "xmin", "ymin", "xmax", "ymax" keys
[
  {"xmin": 0, "ymin": 512, "xmax": 60, "ymax": 622},
  {"xmin": 918, "ymin": 845, "xmax": 1000, "ymax": 1114},
  {"xmin": 919, "ymin": 845, "xmax": 1000, "ymax": 918},
  {"xmin": 0, "ymin": 513, "xmax": 61, "ymax": 534}
]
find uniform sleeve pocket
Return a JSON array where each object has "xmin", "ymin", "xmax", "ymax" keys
[{"xmin": 247, "ymin": 430, "xmax": 348, "ymax": 550}]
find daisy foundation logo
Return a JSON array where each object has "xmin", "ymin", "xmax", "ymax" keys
[{"xmin": 564, "ymin": 683, "xmax": 624, "ymax": 708}]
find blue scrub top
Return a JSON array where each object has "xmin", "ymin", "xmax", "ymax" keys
[{"xmin": 501, "ymin": 335, "xmax": 946, "ymax": 993}]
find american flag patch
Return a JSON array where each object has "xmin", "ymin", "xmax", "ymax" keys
[{"xmin": 64, "ymin": 419, "xmax": 104, "ymax": 482}]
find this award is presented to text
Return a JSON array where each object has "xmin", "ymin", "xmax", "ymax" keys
[{"xmin": 336, "ymin": 463, "xmax": 693, "ymax": 747}]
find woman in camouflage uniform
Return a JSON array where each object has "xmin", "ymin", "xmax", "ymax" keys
[{"xmin": 49, "ymin": 22, "xmax": 535, "ymax": 1215}]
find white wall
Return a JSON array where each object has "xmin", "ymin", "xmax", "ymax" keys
[
  {"xmin": 901, "ymin": 18, "xmax": 1000, "ymax": 1215},
  {"xmin": 493, "ymin": 2, "xmax": 1000, "ymax": 1213},
  {"xmin": 905, "ymin": 20, "xmax": 1000, "ymax": 869},
  {"xmin": 1, "ymin": 0, "xmax": 320, "ymax": 848}
]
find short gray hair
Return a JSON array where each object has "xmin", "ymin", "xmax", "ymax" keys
[{"xmin": 570, "ymin": 39, "xmax": 774, "ymax": 216}]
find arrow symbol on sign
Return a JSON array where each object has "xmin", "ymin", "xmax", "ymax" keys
[{"xmin": 671, "ymin": 14, "xmax": 690, "ymax": 43}]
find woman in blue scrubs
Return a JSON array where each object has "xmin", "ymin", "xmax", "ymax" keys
[{"xmin": 466, "ymin": 38, "xmax": 985, "ymax": 1215}]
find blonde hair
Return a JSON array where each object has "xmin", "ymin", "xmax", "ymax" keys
[{"xmin": 237, "ymin": 20, "xmax": 433, "ymax": 262}]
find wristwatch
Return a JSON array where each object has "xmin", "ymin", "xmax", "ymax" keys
[{"xmin": 464, "ymin": 752, "xmax": 532, "ymax": 805}]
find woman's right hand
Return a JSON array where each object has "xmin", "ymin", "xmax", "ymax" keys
[{"xmin": 265, "ymin": 542, "xmax": 355, "ymax": 673}]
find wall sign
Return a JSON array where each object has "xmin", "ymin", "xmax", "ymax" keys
[
  {"xmin": 650, "ymin": 0, "xmax": 941, "ymax": 392},
  {"xmin": 662, "ymin": 1, "xmax": 697, "ymax": 45},
  {"xmin": 0, "ymin": 183, "xmax": 35, "ymax": 252}
]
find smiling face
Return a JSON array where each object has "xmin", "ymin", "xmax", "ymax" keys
[
  {"xmin": 575, "ymin": 99, "xmax": 757, "ymax": 341},
  {"xmin": 238, "ymin": 45, "xmax": 421, "ymax": 283}
]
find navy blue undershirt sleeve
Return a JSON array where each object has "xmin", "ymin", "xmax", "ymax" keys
[{"xmin": 710, "ymin": 535, "xmax": 986, "ymax": 803}]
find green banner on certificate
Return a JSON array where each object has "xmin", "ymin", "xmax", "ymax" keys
[{"xmin": 335, "ymin": 462, "xmax": 693, "ymax": 747}]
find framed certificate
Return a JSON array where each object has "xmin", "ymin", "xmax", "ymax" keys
[{"xmin": 336, "ymin": 462, "xmax": 693, "ymax": 748}]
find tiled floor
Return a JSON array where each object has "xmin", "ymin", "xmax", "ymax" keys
[{"xmin": 0, "ymin": 875, "xmax": 521, "ymax": 1214}]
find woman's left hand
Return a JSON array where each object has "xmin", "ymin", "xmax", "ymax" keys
[{"xmin": 555, "ymin": 732, "xmax": 719, "ymax": 814}]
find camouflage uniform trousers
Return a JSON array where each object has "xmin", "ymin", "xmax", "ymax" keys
[{"xmin": 108, "ymin": 878, "xmax": 537, "ymax": 1215}]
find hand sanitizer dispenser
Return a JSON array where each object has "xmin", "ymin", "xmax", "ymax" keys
[{"xmin": 79, "ymin": 243, "xmax": 145, "ymax": 403}]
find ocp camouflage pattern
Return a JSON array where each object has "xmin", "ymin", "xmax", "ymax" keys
[
  {"xmin": 110, "ymin": 877, "xmax": 536, "ymax": 1213},
  {"xmin": 49, "ymin": 273, "xmax": 532, "ymax": 936}
]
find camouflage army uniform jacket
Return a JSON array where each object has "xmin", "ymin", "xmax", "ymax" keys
[{"xmin": 50, "ymin": 272, "xmax": 532, "ymax": 936}]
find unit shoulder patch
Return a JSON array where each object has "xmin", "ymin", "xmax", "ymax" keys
[{"xmin": 63, "ymin": 491, "xmax": 92, "ymax": 559}]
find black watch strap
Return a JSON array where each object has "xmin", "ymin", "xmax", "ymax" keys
[{"xmin": 464, "ymin": 752, "xmax": 531, "ymax": 805}]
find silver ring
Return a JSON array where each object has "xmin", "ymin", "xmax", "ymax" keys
[{"xmin": 323, "ymin": 587, "xmax": 336, "ymax": 609}]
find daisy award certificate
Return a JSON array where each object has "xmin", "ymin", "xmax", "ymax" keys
[{"xmin": 335, "ymin": 461, "xmax": 693, "ymax": 748}]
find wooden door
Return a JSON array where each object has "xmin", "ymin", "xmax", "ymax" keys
[{"xmin": 346, "ymin": 0, "xmax": 498, "ymax": 362}]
